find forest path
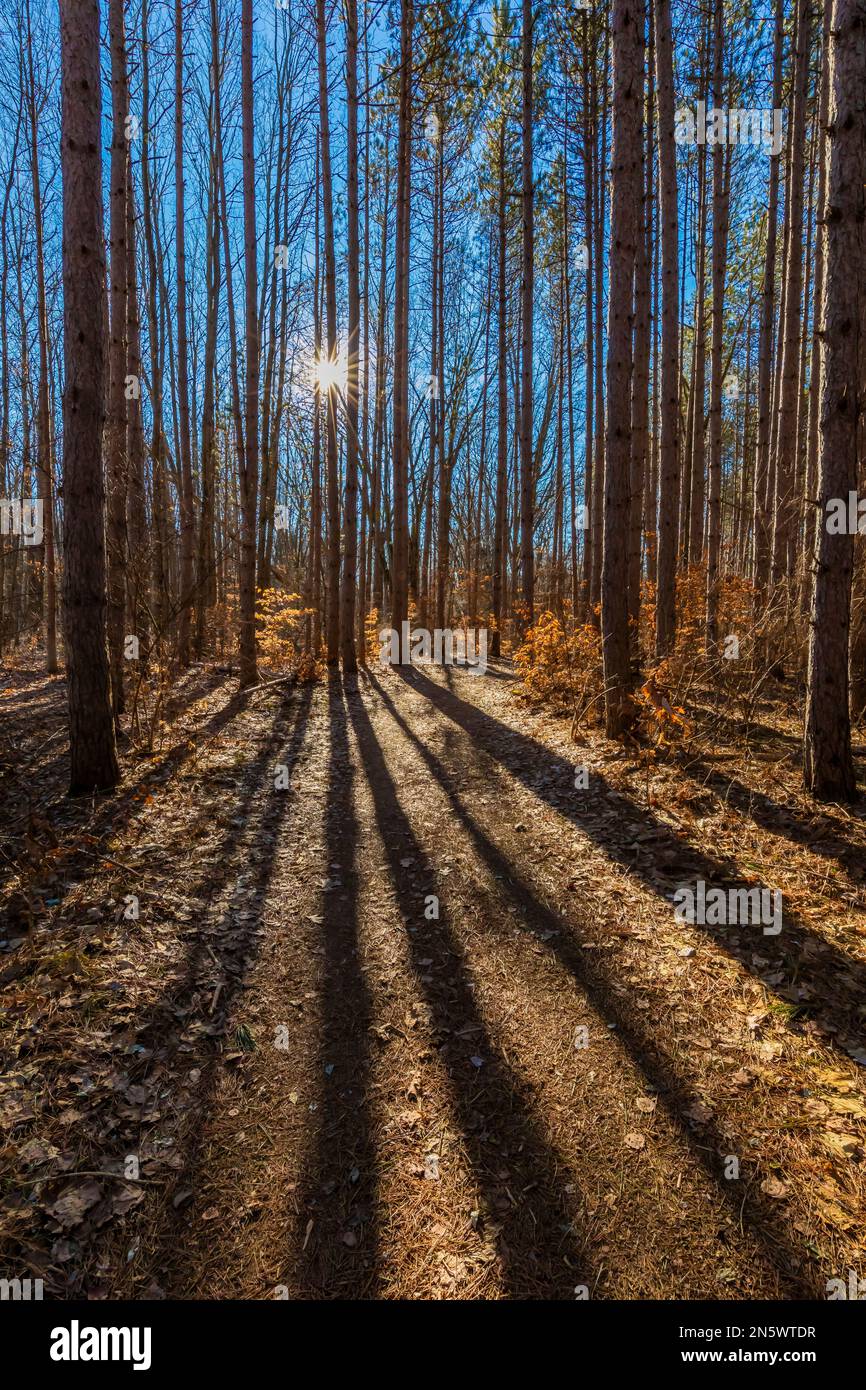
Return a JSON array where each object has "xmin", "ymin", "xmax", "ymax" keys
[{"xmin": 92, "ymin": 662, "xmax": 831, "ymax": 1300}]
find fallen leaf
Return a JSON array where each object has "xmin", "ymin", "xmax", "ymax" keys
[
  {"xmin": 760, "ymin": 1176, "xmax": 789, "ymax": 1199},
  {"xmin": 47, "ymin": 1182, "xmax": 102, "ymax": 1229}
]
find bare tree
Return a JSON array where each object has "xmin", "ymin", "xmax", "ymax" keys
[
  {"xmin": 59, "ymin": 0, "xmax": 119, "ymax": 793},
  {"xmin": 602, "ymin": 0, "xmax": 643, "ymax": 734},
  {"xmin": 341, "ymin": 0, "xmax": 360, "ymax": 672},
  {"xmin": 803, "ymin": 0, "xmax": 864, "ymax": 801},
  {"xmin": 654, "ymin": 0, "xmax": 680, "ymax": 654},
  {"xmin": 239, "ymin": 0, "xmax": 259, "ymax": 686}
]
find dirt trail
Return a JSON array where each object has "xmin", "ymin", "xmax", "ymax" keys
[
  {"xmin": 4, "ymin": 661, "xmax": 864, "ymax": 1299},
  {"xmin": 72, "ymin": 662, "xmax": 859, "ymax": 1300}
]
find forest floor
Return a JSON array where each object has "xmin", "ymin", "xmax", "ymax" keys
[{"xmin": 2, "ymin": 653, "xmax": 866, "ymax": 1299}]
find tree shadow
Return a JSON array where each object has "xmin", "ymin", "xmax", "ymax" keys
[
  {"xmin": 679, "ymin": 753, "xmax": 866, "ymax": 880},
  {"xmin": 346, "ymin": 680, "xmax": 595, "ymax": 1299},
  {"xmin": 1, "ymin": 679, "xmax": 278, "ymax": 932},
  {"xmin": 290, "ymin": 673, "xmax": 379, "ymax": 1299},
  {"xmin": 398, "ymin": 667, "xmax": 866, "ymax": 1055},
  {"xmin": 14, "ymin": 683, "xmax": 314, "ymax": 1296},
  {"xmin": 369, "ymin": 668, "xmax": 820, "ymax": 1297}
]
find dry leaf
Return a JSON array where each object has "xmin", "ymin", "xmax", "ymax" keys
[{"xmin": 760, "ymin": 1176, "xmax": 789, "ymax": 1199}]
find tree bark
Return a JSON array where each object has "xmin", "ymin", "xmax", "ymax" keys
[
  {"xmin": 59, "ymin": 0, "xmax": 120, "ymax": 793},
  {"xmin": 239, "ymin": 0, "xmax": 259, "ymax": 686},
  {"xmin": 654, "ymin": 0, "xmax": 680, "ymax": 655},
  {"xmin": 602, "ymin": 0, "xmax": 643, "ymax": 734},
  {"xmin": 341, "ymin": 0, "xmax": 361, "ymax": 671},
  {"xmin": 519, "ymin": 0, "xmax": 535, "ymax": 625},
  {"xmin": 803, "ymin": 0, "xmax": 864, "ymax": 801}
]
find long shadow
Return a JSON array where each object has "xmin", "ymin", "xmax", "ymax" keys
[
  {"xmin": 1, "ymin": 678, "xmax": 268, "ymax": 928},
  {"xmin": 685, "ymin": 704, "xmax": 803, "ymax": 754},
  {"xmin": 291, "ymin": 673, "xmax": 379, "ymax": 1299},
  {"xmin": 6, "ymin": 683, "xmax": 314, "ymax": 1296},
  {"xmin": 367, "ymin": 669, "xmax": 819, "ymax": 1297},
  {"xmin": 680, "ymin": 754, "xmax": 866, "ymax": 881},
  {"xmin": 346, "ymin": 681, "xmax": 594, "ymax": 1299},
  {"xmin": 400, "ymin": 666, "xmax": 866, "ymax": 1054},
  {"xmin": 113, "ymin": 682, "xmax": 315, "ymax": 1297}
]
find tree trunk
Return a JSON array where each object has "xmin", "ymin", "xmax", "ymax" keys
[
  {"xmin": 24, "ymin": 0, "xmax": 57, "ymax": 674},
  {"xmin": 59, "ymin": 0, "xmax": 120, "ymax": 794},
  {"xmin": 391, "ymin": 0, "xmax": 413, "ymax": 649},
  {"xmin": 239, "ymin": 0, "xmax": 259, "ymax": 686},
  {"xmin": 174, "ymin": 0, "xmax": 194, "ymax": 666},
  {"xmin": 803, "ymin": 0, "xmax": 864, "ymax": 801},
  {"xmin": 341, "ymin": 0, "xmax": 360, "ymax": 671},
  {"xmin": 770, "ymin": 0, "xmax": 811, "ymax": 588},
  {"xmin": 519, "ymin": 0, "xmax": 535, "ymax": 625},
  {"xmin": 316, "ymin": 0, "xmax": 341, "ymax": 664},
  {"xmin": 752, "ymin": 0, "xmax": 785, "ymax": 595},
  {"xmin": 654, "ymin": 0, "xmax": 680, "ymax": 655},
  {"xmin": 602, "ymin": 0, "xmax": 643, "ymax": 735},
  {"xmin": 705, "ymin": 2, "xmax": 729, "ymax": 646}
]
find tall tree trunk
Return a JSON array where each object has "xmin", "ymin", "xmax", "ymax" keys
[
  {"xmin": 705, "ymin": 2, "xmax": 729, "ymax": 646},
  {"xmin": 492, "ymin": 121, "xmax": 508, "ymax": 658},
  {"xmin": 654, "ymin": 0, "xmax": 680, "ymax": 655},
  {"xmin": 688, "ymin": 133, "xmax": 708, "ymax": 564},
  {"xmin": 391, "ymin": 0, "xmax": 413, "ymax": 649},
  {"xmin": 602, "ymin": 0, "xmax": 643, "ymax": 735},
  {"xmin": 629, "ymin": 6, "xmax": 651, "ymax": 637},
  {"xmin": 803, "ymin": 0, "xmax": 864, "ymax": 801},
  {"xmin": 126, "ymin": 144, "xmax": 147, "ymax": 645},
  {"xmin": 341, "ymin": 0, "xmax": 360, "ymax": 671},
  {"xmin": 519, "ymin": 0, "xmax": 535, "ymax": 625},
  {"xmin": 174, "ymin": 0, "xmax": 194, "ymax": 666},
  {"xmin": 239, "ymin": 0, "xmax": 259, "ymax": 686},
  {"xmin": 59, "ymin": 0, "xmax": 120, "ymax": 793},
  {"xmin": 24, "ymin": 0, "xmax": 57, "ymax": 673},
  {"xmin": 771, "ymin": 0, "xmax": 811, "ymax": 588},
  {"xmin": 106, "ymin": 0, "xmax": 130, "ymax": 714},
  {"xmin": 752, "ymin": 0, "xmax": 785, "ymax": 595},
  {"xmin": 803, "ymin": 0, "xmax": 832, "ymax": 592},
  {"xmin": 316, "ymin": 0, "xmax": 341, "ymax": 663}
]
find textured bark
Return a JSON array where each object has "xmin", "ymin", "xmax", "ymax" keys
[
  {"xmin": 174, "ymin": 0, "xmax": 194, "ymax": 666},
  {"xmin": 654, "ymin": 0, "xmax": 680, "ymax": 655},
  {"xmin": 125, "ymin": 146, "xmax": 148, "ymax": 643},
  {"xmin": 340, "ymin": 0, "xmax": 360, "ymax": 672},
  {"xmin": 519, "ymin": 0, "xmax": 535, "ymax": 625},
  {"xmin": 705, "ymin": 2, "xmax": 729, "ymax": 645},
  {"xmin": 752, "ymin": 0, "xmax": 785, "ymax": 594},
  {"xmin": 59, "ymin": 0, "xmax": 119, "ymax": 793},
  {"xmin": 24, "ymin": 0, "xmax": 56, "ymax": 673},
  {"xmin": 391, "ymin": 0, "xmax": 412, "ymax": 648},
  {"xmin": 239, "ymin": 0, "xmax": 259, "ymax": 686},
  {"xmin": 140, "ymin": 0, "xmax": 169, "ymax": 636},
  {"xmin": 771, "ymin": 0, "xmax": 811, "ymax": 586},
  {"xmin": 688, "ymin": 134, "xmax": 708, "ymax": 564},
  {"xmin": 602, "ymin": 0, "xmax": 643, "ymax": 735},
  {"xmin": 803, "ymin": 0, "xmax": 832, "ymax": 591},
  {"xmin": 106, "ymin": 0, "xmax": 130, "ymax": 713},
  {"xmin": 629, "ymin": 6, "xmax": 651, "ymax": 636},
  {"xmin": 803, "ymin": 0, "xmax": 864, "ymax": 801},
  {"xmin": 316, "ymin": 0, "xmax": 340, "ymax": 664},
  {"xmin": 492, "ymin": 121, "xmax": 507, "ymax": 658}
]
